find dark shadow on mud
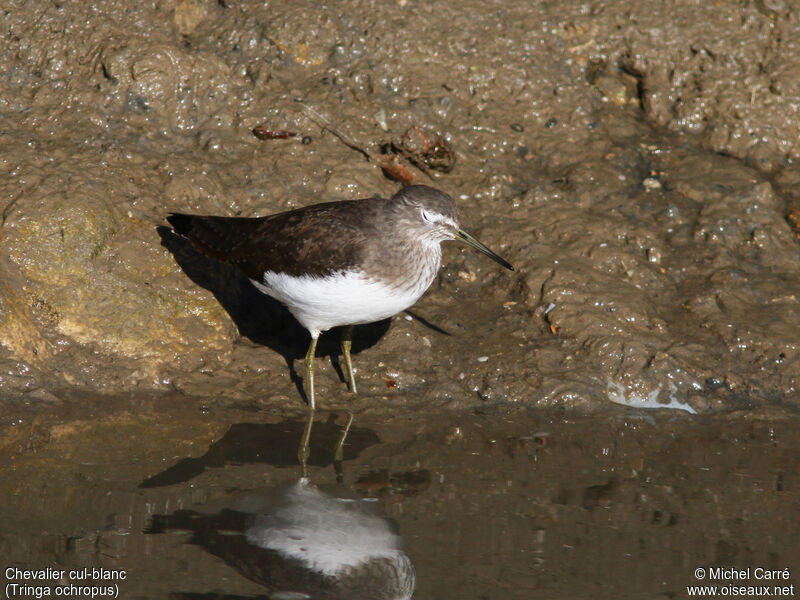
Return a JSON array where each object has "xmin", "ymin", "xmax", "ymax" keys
[
  {"xmin": 158, "ymin": 226, "xmax": 394, "ymax": 398},
  {"xmin": 138, "ymin": 417, "xmax": 380, "ymax": 488},
  {"xmin": 404, "ymin": 309, "xmax": 451, "ymax": 336}
]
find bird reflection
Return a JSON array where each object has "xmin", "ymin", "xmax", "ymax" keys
[
  {"xmin": 300, "ymin": 408, "xmax": 354, "ymax": 480},
  {"xmin": 147, "ymin": 479, "xmax": 415, "ymax": 600},
  {"xmin": 146, "ymin": 409, "xmax": 415, "ymax": 599}
]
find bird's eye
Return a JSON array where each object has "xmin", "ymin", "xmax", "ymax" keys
[{"xmin": 421, "ymin": 209, "xmax": 434, "ymax": 223}]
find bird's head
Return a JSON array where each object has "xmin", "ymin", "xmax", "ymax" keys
[{"xmin": 393, "ymin": 185, "xmax": 514, "ymax": 271}]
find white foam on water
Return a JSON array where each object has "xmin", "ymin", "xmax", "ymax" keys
[{"xmin": 607, "ymin": 380, "xmax": 697, "ymax": 414}]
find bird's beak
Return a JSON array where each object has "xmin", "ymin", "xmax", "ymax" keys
[{"xmin": 455, "ymin": 229, "xmax": 514, "ymax": 271}]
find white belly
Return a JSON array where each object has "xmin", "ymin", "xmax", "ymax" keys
[{"xmin": 251, "ymin": 269, "xmax": 434, "ymax": 336}]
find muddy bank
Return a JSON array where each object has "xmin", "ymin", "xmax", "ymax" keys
[{"xmin": 2, "ymin": 1, "xmax": 800, "ymax": 413}]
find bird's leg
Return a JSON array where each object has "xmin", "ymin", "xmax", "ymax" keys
[
  {"xmin": 333, "ymin": 411, "xmax": 355, "ymax": 482},
  {"xmin": 340, "ymin": 324, "xmax": 357, "ymax": 394},
  {"xmin": 304, "ymin": 334, "xmax": 319, "ymax": 410},
  {"xmin": 299, "ymin": 406, "xmax": 314, "ymax": 479},
  {"xmin": 298, "ymin": 334, "xmax": 318, "ymax": 475}
]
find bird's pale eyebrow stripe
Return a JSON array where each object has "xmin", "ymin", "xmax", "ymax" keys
[{"xmin": 425, "ymin": 212, "xmax": 454, "ymax": 226}]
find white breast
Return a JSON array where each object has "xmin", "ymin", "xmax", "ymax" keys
[
  {"xmin": 250, "ymin": 268, "xmax": 435, "ymax": 336},
  {"xmin": 245, "ymin": 482, "xmax": 407, "ymax": 577}
]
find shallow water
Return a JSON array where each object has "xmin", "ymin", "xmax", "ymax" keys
[{"xmin": 2, "ymin": 393, "xmax": 798, "ymax": 599}]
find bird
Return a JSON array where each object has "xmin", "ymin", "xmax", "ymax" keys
[{"xmin": 166, "ymin": 184, "xmax": 514, "ymax": 411}]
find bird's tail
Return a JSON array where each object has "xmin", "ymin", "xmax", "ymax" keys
[{"xmin": 166, "ymin": 213, "xmax": 195, "ymax": 236}]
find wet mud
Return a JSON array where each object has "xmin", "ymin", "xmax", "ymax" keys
[{"xmin": 2, "ymin": 0, "xmax": 800, "ymax": 597}]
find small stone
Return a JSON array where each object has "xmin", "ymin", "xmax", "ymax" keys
[
  {"xmin": 642, "ymin": 177, "xmax": 662, "ymax": 190},
  {"xmin": 173, "ymin": 0, "xmax": 206, "ymax": 36},
  {"xmin": 374, "ymin": 108, "xmax": 388, "ymax": 131},
  {"xmin": 458, "ymin": 270, "xmax": 477, "ymax": 282},
  {"xmin": 647, "ymin": 247, "xmax": 662, "ymax": 264}
]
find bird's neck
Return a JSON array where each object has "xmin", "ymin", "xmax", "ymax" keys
[{"xmin": 364, "ymin": 235, "xmax": 442, "ymax": 294}]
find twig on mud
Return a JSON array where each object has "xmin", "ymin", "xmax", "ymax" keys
[
  {"xmin": 296, "ymin": 101, "xmax": 420, "ymax": 185},
  {"xmin": 297, "ymin": 102, "xmax": 373, "ymax": 161}
]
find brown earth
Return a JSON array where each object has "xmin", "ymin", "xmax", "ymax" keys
[{"xmin": 2, "ymin": 0, "xmax": 800, "ymax": 411}]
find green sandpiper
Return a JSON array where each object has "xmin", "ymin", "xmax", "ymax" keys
[{"xmin": 167, "ymin": 185, "xmax": 514, "ymax": 410}]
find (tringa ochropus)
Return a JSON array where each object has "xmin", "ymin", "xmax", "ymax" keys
[{"xmin": 167, "ymin": 184, "xmax": 514, "ymax": 410}]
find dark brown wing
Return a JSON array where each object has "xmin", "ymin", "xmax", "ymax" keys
[{"xmin": 167, "ymin": 198, "xmax": 386, "ymax": 279}]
